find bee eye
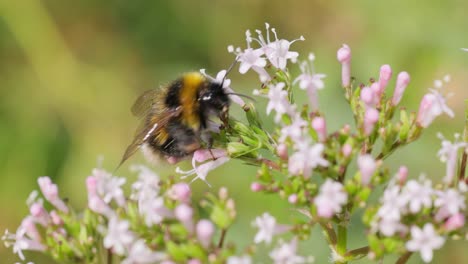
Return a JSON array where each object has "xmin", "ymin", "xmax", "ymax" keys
[{"xmin": 201, "ymin": 93, "xmax": 212, "ymax": 101}]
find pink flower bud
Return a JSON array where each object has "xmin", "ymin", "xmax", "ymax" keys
[
  {"xmin": 250, "ymin": 182, "xmax": 264, "ymax": 192},
  {"xmin": 358, "ymin": 155, "xmax": 377, "ymax": 185},
  {"xmin": 196, "ymin": 219, "xmax": 215, "ymax": 248},
  {"xmin": 397, "ymin": 166, "xmax": 408, "ymax": 184},
  {"xmin": 392, "ymin": 72, "xmax": 410, "ymax": 105},
  {"xmin": 88, "ymin": 194, "xmax": 113, "ymax": 218},
  {"xmin": 364, "ymin": 108, "xmax": 379, "ymax": 135},
  {"xmin": 342, "ymin": 144, "xmax": 352, "ymax": 157},
  {"xmin": 86, "ymin": 176, "xmax": 98, "ymax": 196},
  {"xmin": 276, "ymin": 143, "xmax": 288, "ymax": 160},
  {"xmin": 360, "ymin": 86, "xmax": 379, "ymax": 108},
  {"xmin": 30, "ymin": 203, "xmax": 50, "ymax": 226},
  {"xmin": 378, "ymin": 64, "xmax": 392, "ymax": 95},
  {"xmin": 188, "ymin": 260, "xmax": 202, "ymax": 264},
  {"xmin": 337, "ymin": 44, "xmax": 351, "ymax": 87},
  {"xmin": 288, "ymin": 194, "xmax": 298, "ymax": 204},
  {"xmin": 37, "ymin": 177, "xmax": 68, "ymax": 213},
  {"xmin": 50, "ymin": 210, "xmax": 63, "ymax": 225},
  {"xmin": 21, "ymin": 216, "xmax": 42, "ymax": 242},
  {"xmin": 312, "ymin": 117, "xmax": 327, "ymax": 142},
  {"xmin": 175, "ymin": 204, "xmax": 194, "ymax": 233},
  {"xmin": 444, "ymin": 213, "xmax": 465, "ymax": 231},
  {"xmin": 170, "ymin": 183, "xmax": 191, "ymax": 203},
  {"xmin": 417, "ymin": 94, "xmax": 436, "ymax": 127},
  {"xmin": 193, "ymin": 149, "xmax": 227, "ymax": 163}
]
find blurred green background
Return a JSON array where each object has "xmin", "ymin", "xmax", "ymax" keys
[{"xmin": 1, "ymin": 0, "xmax": 468, "ymax": 263}]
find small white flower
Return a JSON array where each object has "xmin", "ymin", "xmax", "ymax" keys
[
  {"xmin": 121, "ymin": 240, "xmax": 166, "ymax": 264},
  {"xmin": 92, "ymin": 169, "xmax": 126, "ymax": 207},
  {"xmin": 374, "ymin": 185, "xmax": 409, "ymax": 236},
  {"xmin": 253, "ymin": 212, "xmax": 277, "ymax": 244},
  {"xmin": 293, "ymin": 57, "xmax": 326, "ymax": 110},
  {"xmin": 103, "ymin": 216, "xmax": 134, "ymax": 255},
  {"xmin": 288, "ymin": 142, "xmax": 329, "ymax": 178},
  {"xmin": 176, "ymin": 149, "xmax": 230, "ymax": 186},
  {"xmin": 402, "ymin": 179, "xmax": 433, "ymax": 214},
  {"xmin": 437, "ymin": 133, "xmax": 467, "ymax": 183},
  {"xmin": 357, "ymin": 154, "xmax": 377, "ymax": 185},
  {"xmin": 417, "ymin": 81, "xmax": 454, "ymax": 127},
  {"xmin": 227, "ymin": 255, "xmax": 252, "ymax": 264},
  {"xmin": 279, "ymin": 114, "xmax": 308, "ymax": 144},
  {"xmin": 434, "ymin": 188, "xmax": 466, "ymax": 221},
  {"xmin": 406, "ymin": 224, "xmax": 445, "ymax": 263},
  {"xmin": 269, "ymin": 238, "xmax": 306, "ymax": 264},
  {"xmin": 314, "ymin": 180, "xmax": 347, "ymax": 218},
  {"xmin": 2, "ymin": 227, "xmax": 45, "ymax": 261},
  {"xmin": 266, "ymin": 82, "xmax": 293, "ymax": 123}
]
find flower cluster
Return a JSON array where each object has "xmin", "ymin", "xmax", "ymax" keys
[
  {"xmin": 4, "ymin": 24, "xmax": 468, "ymax": 264},
  {"xmin": 4, "ymin": 167, "xmax": 239, "ymax": 263}
]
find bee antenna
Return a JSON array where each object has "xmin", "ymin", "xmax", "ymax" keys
[
  {"xmin": 226, "ymin": 92, "xmax": 257, "ymax": 102},
  {"xmin": 221, "ymin": 57, "xmax": 239, "ymax": 85}
]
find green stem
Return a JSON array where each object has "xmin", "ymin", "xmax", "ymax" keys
[
  {"xmin": 319, "ymin": 222, "xmax": 337, "ymax": 245},
  {"xmin": 337, "ymin": 224, "xmax": 347, "ymax": 257},
  {"xmin": 395, "ymin": 252, "xmax": 412, "ymax": 264},
  {"xmin": 344, "ymin": 246, "xmax": 369, "ymax": 261}
]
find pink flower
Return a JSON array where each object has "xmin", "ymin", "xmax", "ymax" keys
[
  {"xmin": 37, "ymin": 177, "xmax": 68, "ymax": 213},
  {"xmin": 253, "ymin": 23, "xmax": 304, "ymax": 70},
  {"xmin": 266, "ymin": 82, "xmax": 293, "ymax": 123},
  {"xmin": 406, "ymin": 224, "xmax": 445, "ymax": 263},
  {"xmin": 293, "ymin": 54, "xmax": 326, "ymax": 110},
  {"xmin": 402, "ymin": 179, "xmax": 433, "ymax": 214},
  {"xmin": 252, "ymin": 213, "xmax": 290, "ymax": 244},
  {"xmin": 437, "ymin": 133, "xmax": 467, "ymax": 184},
  {"xmin": 391, "ymin": 71, "xmax": 410, "ymax": 105},
  {"xmin": 377, "ymin": 64, "xmax": 392, "ymax": 97},
  {"xmin": 103, "ymin": 216, "xmax": 135, "ymax": 256},
  {"xmin": 176, "ymin": 149, "xmax": 230, "ymax": 186},
  {"xmin": 269, "ymin": 238, "xmax": 306, "ymax": 264},
  {"xmin": 276, "ymin": 143, "xmax": 289, "ymax": 160},
  {"xmin": 279, "ymin": 114, "xmax": 307, "ymax": 144},
  {"xmin": 444, "ymin": 213, "xmax": 465, "ymax": 231},
  {"xmin": 2, "ymin": 227, "xmax": 46, "ymax": 261},
  {"xmin": 337, "ymin": 44, "xmax": 351, "ymax": 87},
  {"xmin": 363, "ymin": 108, "xmax": 379, "ymax": 135},
  {"xmin": 417, "ymin": 84, "xmax": 454, "ymax": 127},
  {"xmin": 121, "ymin": 240, "xmax": 166, "ymax": 264},
  {"xmin": 341, "ymin": 144, "xmax": 352, "ymax": 157},
  {"xmin": 311, "ymin": 117, "xmax": 327, "ymax": 142},
  {"xmin": 288, "ymin": 194, "xmax": 298, "ymax": 204},
  {"xmin": 314, "ymin": 180, "xmax": 347, "ymax": 218},
  {"xmin": 175, "ymin": 204, "xmax": 194, "ymax": 233},
  {"xmin": 434, "ymin": 188, "xmax": 465, "ymax": 221},
  {"xmin": 168, "ymin": 183, "xmax": 191, "ymax": 203},
  {"xmin": 86, "ymin": 176, "xmax": 114, "ymax": 217},
  {"xmin": 250, "ymin": 182, "xmax": 264, "ymax": 192},
  {"xmin": 196, "ymin": 219, "xmax": 215, "ymax": 249},
  {"xmin": 288, "ymin": 142, "xmax": 329, "ymax": 178},
  {"xmin": 397, "ymin": 166, "xmax": 408, "ymax": 184},
  {"xmin": 29, "ymin": 203, "xmax": 50, "ymax": 226},
  {"xmin": 90, "ymin": 169, "xmax": 126, "ymax": 207},
  {"xmin": 357, "ymin": 154, "xmax": 377, "ymax": 185},
  {"xmin": 360, "ymin": 86, "xmax": 378, "ymax": 108}
]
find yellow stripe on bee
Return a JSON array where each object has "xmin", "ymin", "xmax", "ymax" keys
[{"xmin": 180, "ymin": 72, "xmax": 204, "ymax": 130}]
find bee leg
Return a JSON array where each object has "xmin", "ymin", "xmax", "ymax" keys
[{"xmin": 201, "ymin": 131, "xmax": 217, "ymax": 160}]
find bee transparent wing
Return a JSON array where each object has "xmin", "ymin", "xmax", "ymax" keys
[
  {"xmin": 117, "ymin": 106, "xmax": 182, "ymax": 168},
  {"xmin": 131, "ymin": 89, "xmax": 161, "ymax": 118}
]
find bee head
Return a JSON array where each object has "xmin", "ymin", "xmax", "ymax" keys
[{"xmin": 199, "ymin": 81, "xmax": 230, "ymax": 114}]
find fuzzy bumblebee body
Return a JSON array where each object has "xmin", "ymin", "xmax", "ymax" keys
[{"xmin": 119, "ymin": 72, "xmax": 230, "ymax": 165}]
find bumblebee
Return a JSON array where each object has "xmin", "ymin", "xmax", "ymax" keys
[{"xmin": 119, "ymin": 72, "xmax": 231, "ymax": 166}]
